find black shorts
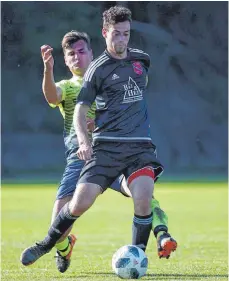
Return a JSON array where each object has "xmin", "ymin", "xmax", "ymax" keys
[{"xmin": 77, "ymin": 142, "xmax": 164, "ymax": 192}]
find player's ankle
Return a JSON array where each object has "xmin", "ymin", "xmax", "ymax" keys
[
  {"xmin": 58, "ymin": 244, "xmax": 70, "ymax": 257},
  {"xmin": 153, "ymin": 225, "xmax": 168, "ymax": 238},
  {"xmin": 55, "ymin": 236, "xmax": 71, "ymax": 257},
  {"xmin": 156, "ymin": 231, "xmax": 165, "ymax": 238}
]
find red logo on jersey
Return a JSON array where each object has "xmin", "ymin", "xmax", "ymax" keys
[{"xmin": 132, "ymin": 61, "xmax": 143, "ymax": 75}]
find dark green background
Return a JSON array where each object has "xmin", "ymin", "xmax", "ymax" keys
[{"xmin": 2, "ymin": 2, "xmax": 228, "ymax": 181}]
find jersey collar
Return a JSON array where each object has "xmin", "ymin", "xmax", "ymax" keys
[
  {"xmin": 70, "ymin": 75, "xmax": 83, "ymax": 83},
  {"xmin": 104, "ymin": 48, "xmax": 131, "ymax": 61}
]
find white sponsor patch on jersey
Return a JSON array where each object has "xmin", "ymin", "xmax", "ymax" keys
[{"xmin": 122, "ymin": 77, "xmax": 143, "ymax": 103}]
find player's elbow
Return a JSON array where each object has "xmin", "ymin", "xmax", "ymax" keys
[
  {"xmin": 43, "ymin": 91, "xmax": 60, "ymax": 105},
  {"xmin": 43, "ymin": 86, "xmax": 61, "ymax": 106},
  {"xmin": 45, "ymin": 96, "xmax": 59, "ymax": 105}
]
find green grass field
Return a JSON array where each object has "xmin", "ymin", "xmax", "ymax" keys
[{"xmin": 1, "ymin": 183, "xmax": 228, "ymax": 281}]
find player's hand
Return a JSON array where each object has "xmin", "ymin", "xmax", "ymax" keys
[
  {"xmin": 77, "ymin": 144, "xmax": 93, "ymax": 161},
  {"xmin": 41, "ymin": 45, "xmax": 54, "ymax": 71},
  {"xmin": 87, "ymin": 118, "xmax": 95, "ymax": 133}
]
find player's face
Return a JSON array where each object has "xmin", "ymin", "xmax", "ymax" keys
[
  {"xmin": 64, "ymin": 40, "xmax": 93, "ymax": 76},
  {"xmin": 103, "ymin": 21, "xmax": 130, "ymax": 57}
]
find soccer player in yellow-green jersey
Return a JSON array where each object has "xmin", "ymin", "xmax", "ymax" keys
[
  {"xmin": 40, "ymin": 32, "xmax": 96, "ymax": 272},
  {"xmin": 54, "ymin": 76, "xmax": 95, "ymax": 158},
  {"xmin": 37, "ymin": 31, "xmax": 125, "ymax": 273}
]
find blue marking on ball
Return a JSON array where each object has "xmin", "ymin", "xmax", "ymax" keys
[
  {"xmin": 130, "ymin": 268, "xmax": 140, "ymax": 279},
  {"xmin": 141, "ymin": 257, "xmax": 148, "ymax": 268},
  {"xmin": 127, "ymin": 246, "xmax": 140, "ymax": 258},
  {"xmin": 115, "ymin": 258, "xmax": 131, "ymax": 268}
]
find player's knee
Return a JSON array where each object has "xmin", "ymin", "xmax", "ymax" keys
[
  {"xmin": 131, "ymin": 184, "xmax": 153, "ymax": 202},
  {"xmin": 69, "ymin": 197, "xmax": 92, "ymax": 216},
  {"xmin": 69, "ymin": 183, "xmax": 101, "ymax": 216},
  {"xmin": 129, "ymin": 176, "xmax": 154, "ymax": 197}
]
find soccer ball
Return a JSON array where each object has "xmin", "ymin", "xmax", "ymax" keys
[{"xmin": 112, "ymin": 245, "xmax": 148, "ymax": 279}]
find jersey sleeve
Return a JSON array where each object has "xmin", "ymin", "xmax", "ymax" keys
[
  {"xmin": 142, "ymin": 52, "xmax": 151, "ymax": 71},
  {"xmin": 129, "ymin": 48, "xmax": 151, "ymax": 71},
  {"xmin": 77, "ymin": 79, "xmax": 97, "ymax": 108},
  {"xmin": 76, "ymin": 62, "xmax": 98, "ymax": 107}
]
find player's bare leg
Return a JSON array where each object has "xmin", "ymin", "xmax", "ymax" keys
[
  {"xmin": 129, "ymin": 175, "xmax": 154, "ymax": 252},
  {"xmin": 121, "ymin": 177, "xmax": 177, "ymax": 258}
]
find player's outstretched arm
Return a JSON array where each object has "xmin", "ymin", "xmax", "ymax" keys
[{"xmin": 40, "ymin": 44, "xmax": 62, "ymax": 105}]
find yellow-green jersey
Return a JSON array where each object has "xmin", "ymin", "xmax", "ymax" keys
[{"xmin": 49, "ymin": 76, "xmax": 96, "ymax": 156}]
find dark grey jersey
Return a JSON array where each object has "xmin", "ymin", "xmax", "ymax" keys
[{"xmin": 77, "ymin": 48, "xmax": 153, "ymax": 144}]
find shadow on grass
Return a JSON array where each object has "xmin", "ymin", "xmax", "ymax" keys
[{"xmin": 54, "ymin": 272, "xmax": 229, "ymax": 280}]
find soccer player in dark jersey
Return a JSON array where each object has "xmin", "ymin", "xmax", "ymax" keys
[{"xmin": 20, "ymin": 6, "xmax": 177, "ymax": 267}]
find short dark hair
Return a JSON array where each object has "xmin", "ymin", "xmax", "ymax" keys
[
  {"xmin": 103, "ymin": 6, "xmax": 132, "ymax": 29},
  {"xmin": 61, "ymin": 30, "xmax": 91, "ymax": 53}
]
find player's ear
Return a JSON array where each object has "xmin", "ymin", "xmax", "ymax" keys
[
  {"xmin": 102, "ymin": 28, "xmax": 107, "ymax": 39},
  {"xmin": 64, "ymin": 54, "xmax": 67, "ymax": 66}
]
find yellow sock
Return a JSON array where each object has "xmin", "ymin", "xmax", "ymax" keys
[
  {"xmin": 55, "ymin": 238, "xmax": 70, "ymax": 257},
  {"xmin": 151, "ymin": 198, "xmax": 169, "ymax": 237}
]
